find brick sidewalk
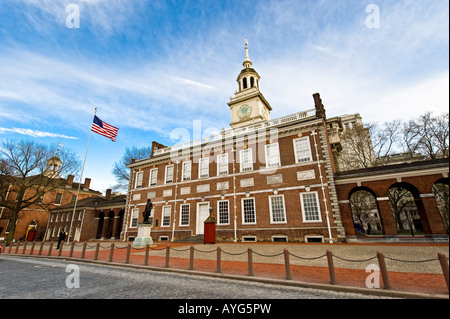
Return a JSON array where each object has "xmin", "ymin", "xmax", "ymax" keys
[{"xmin": 3, "ymin": 241, "xmax": 449, "ymax": 297}]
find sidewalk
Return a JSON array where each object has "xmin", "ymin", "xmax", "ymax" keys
[{"xmin": 4, "ymin": 241, "xmax": 449, "ymax": 298}]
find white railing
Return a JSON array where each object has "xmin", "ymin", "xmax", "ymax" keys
[{"xmin": 152, "ymin": 108, "xmax": 316, "ymax": 156}]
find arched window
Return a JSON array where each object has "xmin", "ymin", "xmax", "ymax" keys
[
  {"xmin": 243, "ymin": 77, "xmax": 247, "ymax": 89},
  {"xmin": 250, "ymin": 77, "xmax": 255, "ymax": 88}
]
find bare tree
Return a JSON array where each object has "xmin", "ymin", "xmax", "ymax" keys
[
  {"xmin": 402, "ymin": 112, "xmax": 449, "ymax": 160},
  {"xmin": 111, "ymin": 146, "xmax": 152, "ymax": 192},
  {"xmin": 0, "ymin": 140, "xmax": 81, "ymax": 245}
]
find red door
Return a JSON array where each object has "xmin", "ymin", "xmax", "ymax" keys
[{"xmin": 26, "ymin": 230, "xmax": 37, "ymax": 242}]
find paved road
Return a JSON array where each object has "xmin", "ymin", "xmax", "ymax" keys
[{"xmin": 0, "ymin": 255, "xmax": 382, "ymax": 300}]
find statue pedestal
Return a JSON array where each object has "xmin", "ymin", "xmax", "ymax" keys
[{"xmin": 133, "ymin": 223, "xmax": 153, "ymax": 248}]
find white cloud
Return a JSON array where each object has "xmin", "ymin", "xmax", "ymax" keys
[{"xmin": 0, "ymin": 127, "xmax": 78, "ymax": 139}]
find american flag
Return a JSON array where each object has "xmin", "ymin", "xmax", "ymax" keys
[{"xmin": 91, "ymin": 115, "xmax": 119, "ymax": 142}]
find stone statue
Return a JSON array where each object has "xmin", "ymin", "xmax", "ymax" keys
[{"xmin": 142, "ymin": 199, "xmax": 153, "ymax": 224}]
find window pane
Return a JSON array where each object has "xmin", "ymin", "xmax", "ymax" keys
[
  {"xmin": 270, "ymin": 196, "xmax": 286, "ymax": 223},
  {"xmin": 200, "ymin": 158, "xmax": 209, "ymax": 178},
  {"xmin": 295, "ymin": 138, "xmax": 312, "ymax": 162},
  {"xmin": 136, "ymin": 172, "xmax": 143, "ymax": 188},
  {"xmin": 218, "ymin": 201, "xmax": 229, "ymax": 224},
  {"xmin": 165, "ymin": 166, "xmax": 174, "ymax": 183},
  {"xmin": 183, "ymin": 162, "xmax": 191, "ymax": 181},
  {"xmin": 240, "ymin": 149, "xmax": 253, "ymax": 172},
  {"xmin": 218, "ymin": 154, "xmax": 228, "ymax": 175},
  {"xmin": 266, "ymin": 143, "xmax": 280, "ymax": 167},
  {"xmin": 302, "ymin": 193, "xmax": 320, "ymax": 221},
  {"xmin": 150, "ymin": 169, "xmax": 158, "ymax": 186},
  {"xmin": 162, "ymin": 206, "xmax": 171, "ymax": 226},
  {"xmin": 180, "ymin": 204, "xmax": 190, "ymax": 226},
  {"xmin": 243, "ymin": 198, "xmax": 256, "ymax": 224}
]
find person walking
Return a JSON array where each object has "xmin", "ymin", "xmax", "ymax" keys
[{"xmin": 57, "ymin": 229, "xmax": 66, "ymax": 249}]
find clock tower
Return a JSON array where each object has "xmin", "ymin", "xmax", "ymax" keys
[{"xmin": 228, "ymin": 38, "xmax": 272, "ymax": 128}]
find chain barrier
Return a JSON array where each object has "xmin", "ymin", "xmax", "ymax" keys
[
  {"xmin": 4, "ymin": 241, "xmax": 449, "ymax": 265},
  {"xmin": 252, "ymin": 250, "xmax": 284, "ymax": 258},
  {"xmin": 289, "ymin": 252, "xmax": 327, "ymax": 260},
  {"xmin": 333, "ymin": 255, "xmax": 377, "ymax": 263},
  {"xmin": 384, "ymin": 256, "xmax": 438, "ymax": 263}
]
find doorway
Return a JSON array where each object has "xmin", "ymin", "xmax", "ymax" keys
[{"xmin": 196, "ymin": 202, "xmax": 210, "ymax": 235}]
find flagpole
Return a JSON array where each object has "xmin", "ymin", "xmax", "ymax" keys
[{"xmin": 67, "ymin": 108, "xmax": 97, "ymax": 243}]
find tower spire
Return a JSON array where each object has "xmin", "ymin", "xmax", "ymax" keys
[{"xmin": 243, "ymin": 36, "xmax": 252, "ymax": 68}]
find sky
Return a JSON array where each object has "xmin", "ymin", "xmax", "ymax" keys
[{"xmin": 0, "ymin": 0, "xmax": 448, "ymax": 194}]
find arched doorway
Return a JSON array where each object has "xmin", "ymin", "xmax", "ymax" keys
[
  {"xmin": 432, "ymin": 178, "xmax": 449, "ymax": 235},
  {"xmin": 96, "ymin": 211, "xmax": 104, "ymax": 239},
  {"xmin": 349, "ymin": 187, "xmax": 383, "ymax": 236},
  {"xmin": 105, "ymin": 211, "xmax": 114, "ymax": 239},
  {"xmin": 388, "ymin": 182, "xmax": 423, "ymax": 236}
]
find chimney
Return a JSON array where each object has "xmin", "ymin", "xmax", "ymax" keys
[
  {"xmin": 105, "ymin": 189, "xmax": 112, "ymax": 200},
  {"xmin": 313, "ymin": 93, "xmax": 326, "ymax": 119},
  {"xmin": 83, "ymin": 178, "xmax": 91, "ymax": 191},
  {"xmin": 66, "ymin": 175, "xmax": 74, "ymax": 188}
]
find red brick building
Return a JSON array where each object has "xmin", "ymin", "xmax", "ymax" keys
[
  {"xmin": 46, "ymin": 190, "xmax": 126, "ymax": 242},
  {"xmin": 123, "ymin": 43, "xmax": 345, "ymax": 243},
  {"xmin": 0, "ymin": 171, "xmax": 100, "ymax": 242}
]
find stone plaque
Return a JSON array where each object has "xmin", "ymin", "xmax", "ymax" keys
[
  {"xmin": 163, "ymin": 189, "xmax": 172, "ymax": 197},
  {"xmin": 217, "ymin": 181, "xmax": 229, "ymax": 190},
  {"xmin": 267, "ymin": 174, "xmax": 283, "ymax": 185},
  {"xmin": 147, "ymin": 192, "xmax": 156, "ymax": 199},
  {"xmin": 132, "ymin": 194, "xmax": 141, "ymax": 201},
  {"xmin": 180, "ymin": 187, "xmax": 190, "ymax": 195},
  {"xmin": 297, "ymin": 170, "xmax": 315, "ymax": 181},
  {"xmin": 197, "ymin": 184, "xmax": 210, "ymax": 193},
  {"xmin": 240, "ymin": 178, "xmax": 254, "ymax": 188}
]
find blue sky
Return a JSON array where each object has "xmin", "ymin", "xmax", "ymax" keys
[{"xmin": 0, "ymin": 0, "xmax": 448, "ymax": 194}]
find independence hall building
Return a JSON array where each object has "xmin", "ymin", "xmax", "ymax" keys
[{"xmin": 123, "ymin": 42, "xmax": 345, "ymax": 243}]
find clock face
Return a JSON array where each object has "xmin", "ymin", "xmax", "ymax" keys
[{"xmin": 238, "ymin": 104, "xmax": 252, "ymax": 119}]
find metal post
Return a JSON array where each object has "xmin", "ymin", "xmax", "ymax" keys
[
  {"xmin": 81, "ymin": 241, "xmax": 87, "ymax": 259},
  {"xmin": 189, "ymin": 246, "xmax": 194, "ymax": 270},
  {"xmin": 377, "ymin": 251, "xmax": 391, "ymax": 290},
  {"xmin": 22, "ymin": 241, "xmax": 27, "ymax": 254},
  {"xmin": 125, "ymin": 243, "xmax": 131, "ymax": 264},
  {"xmin": 38, "ymin": 241, "xmax": 44, "ymax": 256},
  {"xmin": 438, "ymin": 253, "xmax": 449, "ymax": 291},
  {"xmin": 30, "ymin": 241, "xmax": 36, "ymax": 255},
  {"xmin": 109, "ymin": 243, "xmax": 115, "ymax": 262},
  {"xmin": 284, "ymin": 249, "xmax": 292, "ymax": 280},
  {"xmin": 47, "ymin": 241, "xmax": 53, "ymax": 256},
  {"xmin": 248, "ymin": 248, "xmax": 254, "ymax": 276},
  {"xmin": 14, "ymin": 241, "xmax": 20, "ymax": 254},
  {"xmin": 326, "ymin": 250, "xmax": 337, "ymax": 285},
  {"xmin": 144, "ymin": 244, "xmax": 150, "ymax": 266},
  {"xmin": 165, "ymin": 245, "xmax": 170, "ymax": 268},
  {"xmin": 217, "ymin": 246, "xmax": 222, "ymax": 273},
  {"xmin": 94, "ymin": 242, "xmax": 100, "ymax": 260},
  {"xmin": 69, "ymin": 241, "xmax": 75, "ymax": 257},
  {"xmin": 58, "ymin": 241, "xmax": 64, "ymax": 256}
]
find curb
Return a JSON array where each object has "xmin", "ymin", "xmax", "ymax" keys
[{"xmin": 2, "ymin": 253, "xmax": 448, "ymax": 299}]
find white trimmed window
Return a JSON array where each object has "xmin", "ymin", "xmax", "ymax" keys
[
  {"xmin": 54, "ymin": 193, "xmax": 63, "ymax": 205},
  {"xmin": 217, "ymin": 153, "xmax": 229, "ymax": 175},
  {"xmin": 199, "ymin": 157, "xmax": 209, "ymax": 178},
  {"xmin": 240, "ymin": 149, "xmax": 253, "ymax": 172},
  {"xmin": 265, "ymin": 143, "xmax": 281, "ymax": 168},
  {"xmin": 130, "ymin": 208, "xmax": 139, "ymax": 228},
  {"xmin": 293, "ymin": 137, "xmax": 313, "ymax": 163},
  {"xmin": 135, "ymin": 171, "xmax": 143, "ymax": 188},
  {"xmin": 182, "ymin": 161, "xmax": 191, "ymax": 181},
  {"xmin": 165, "ymin": 165, "xmax": 174, "ymax": 184},
  {"xmin": 149, "ymin": 168, "xmax": 158, "ymax": 186},
  {"xmin": 269, "ymin": 195, "xmax": 287, "ymax": 223},
  {"xmin": 180, "ymin": 204, "xmax": 190, "ymax": 226},
  {"xmin": 242, "ymin": 198, "xmax": 256, "ymax": 224},
  {"xmin": 300, "ymin": 192, "xmax": 322, "ymax": 222},
  {"xmin": 217, "ymin": 200, "xmax": 230, "ymax": 225},
  {"xmin": 162, "ymin": 205, "xmax": 171, "ymax": 227}
]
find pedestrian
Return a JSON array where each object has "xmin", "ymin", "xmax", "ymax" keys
[{"xmin": 57, "ymin": 229, "xmax": 66, "ymax": 249}]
